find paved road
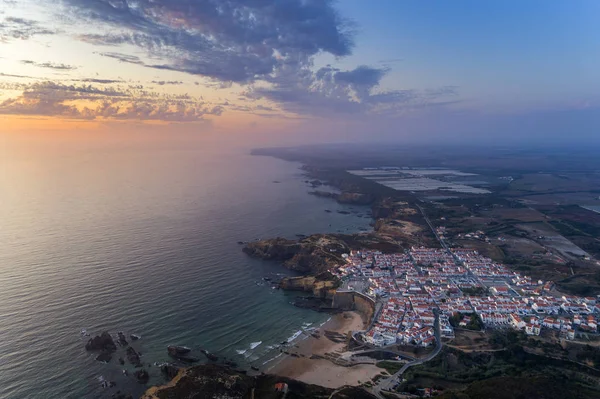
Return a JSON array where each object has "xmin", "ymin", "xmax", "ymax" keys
[
  {"xmin": 371, "ymin": 312, "xmax": 443, "ymax": 398},
  {"xmin": 416, "ymin": 203, "xmax": 449, "ymax": 251},
  {"xmin": 348, "ymin": 348, "xmax": 415, "ymax": 361}
]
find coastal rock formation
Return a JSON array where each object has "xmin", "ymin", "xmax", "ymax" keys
[
  {"xmin": 244, "ymin": 233, "xmax": 403, "ymax": 275},
  {"xmin": 126, "ymin": 346, "xmax": 142, "ymax": 367},
  {"xmin": 117, "ymin": 332, "xmax": 128, "ymax": 346},
  {"xmin": 243, "ymin": 234, "xmax": 348, "ymax": 274},
  {"xmin": 135, "ymin": 369, "xmax": 150, "ymax": 383},
  {"xmin": 337, "ymin": 191, "xmax": 374, "ymax": 205},
  {"xmin": 243, "ymin": 237, "xmax": 304, "ymax": 261},
  {"xmin": 309, "ymin": 190, "xmax": 375, "ymax": 205},
  {"xmin": 279, "ymin": 274, "xmax": 339, "ymax": 298},
  {"xmin": 200, "ymin": 349, "xmax": 218, "ymax": 362},
  {"xmin": 160, "ymin": 364, "xmax": 180, "ymax": 380},
  {"xmin": 141, "ymin": 364, "xmax": 377, "ymax": 399},
  {"xmin": 167, "ymin": 345, "xmax": 190, "ymax": 355},
  {"xmin": 85, "ymin": 332, "xmax": 117, "ymax": 352},
  {"xmin": 95, "ymin": 352, "xmax": 112, "ymax": 363}
]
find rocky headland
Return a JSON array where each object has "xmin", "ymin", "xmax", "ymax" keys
[
  {"xmin": 309, "ymin": 190, "xmax": 375, "ymax": 205},
  {"xmin": 243, "ymin": 233, "xmax": 402, "ymax": 274},
  {"xmin": 242, "ymin": 233, "xmax": 403, "ymax": 309}
]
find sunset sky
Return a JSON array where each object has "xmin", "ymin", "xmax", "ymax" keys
[{"xmin": 1, "ymin": 0, "xmax": 599, "ymax": 144}]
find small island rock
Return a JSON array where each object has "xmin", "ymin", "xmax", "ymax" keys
[{"xmin": 86, "ymin": 332, "xmax": 117, "ymax": 352}]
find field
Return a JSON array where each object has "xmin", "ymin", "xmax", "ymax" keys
[
  {"xmin": 481, "ymin": 207, "xmax": 548, "ymax": 223},
  {"xmin": 447, "ymin": 330, "xmax": 494, "ymax": 351},
  {"xmin": 257, "ymin": 144, "xmax": 600, "ymax": 296}
]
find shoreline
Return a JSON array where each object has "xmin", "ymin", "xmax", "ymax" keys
[{"xmin": 262, "ymin": 310, "xmax": 382, "ymax": 389}]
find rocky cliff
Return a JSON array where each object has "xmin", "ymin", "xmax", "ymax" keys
[
  {"xmin": 278, "ymin": 274, "xmax": 339, "ymax": 298},
  {"xmin": 242, "ymin": 234, "xmax": 348, "ymax": 274},
  {"xmin": 243, "ymin": 233, "xmax": 403, "ymax": 275},
  {"xmin": 141, "ymin": 364, "xmax": 377, "ymax": 399},
  {"xmin": 309, "ymin": 190, "xmax": 374, "ymax": 205}
]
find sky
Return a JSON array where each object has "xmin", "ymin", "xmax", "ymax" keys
[{"xmin": 0, "ymin": 0, "xmax": 599, "ymax": 145}]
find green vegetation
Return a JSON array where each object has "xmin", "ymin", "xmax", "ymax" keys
[
  {"xmin": 556, "ymin": 272, "xmax": 600, "ymax": 297},
  {"xmin": 400, "ymin": 345, "xmax": 600, "ymax": 397},
  {"xmin": 376, "ymin": 361, "xmax": 403, "ymax": 374},
  {"xmin": 449, "ymin": 313, "xmax": 483, "ymax": 331},
  {"xmin": 436, "ymin": 375, "xmax": 599, "ymax": 399},
  {"xmin": 488, "ymin": 329, "xmax": 526, "ymax": 349}
]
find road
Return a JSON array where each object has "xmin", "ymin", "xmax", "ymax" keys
[
  {"xmin": 371, "ymin": 311, "xmax": 443, "ymax": 397},
  {"xmin": 416, "ymin": 203, "xmax": 449, "ymax": 251}
]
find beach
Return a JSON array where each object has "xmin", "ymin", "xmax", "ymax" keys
[{"xmin": 267, "ymin": 311, "xmax": 382, "ymax": 388}]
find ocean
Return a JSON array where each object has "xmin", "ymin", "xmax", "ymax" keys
[
  {"xmin": 582, "ymin": 205, "xmax": 600, "ymax": 214},
  {"xmin": 0, "ymin": 138, "xmax": 371, "ymax": 399}
]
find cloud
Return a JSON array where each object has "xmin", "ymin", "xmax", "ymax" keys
[
  {"xmin": 0, "ymin": 81, "xmax": 222, "ymax": 121},
  {"xmin": 77, "ymin": 78, "xmax": 124, "ymax": 84},
  {"xmin": 0, "ymin": 16, "xmax": 56, "ymax": 41},
  {"xmin": 248, "ymin": 63, "xmax": 458, "ymax": 116},
  {"xmin": 151, "ymin": 80, "xmax": 183, "ymax": 86},
  {"xmin": 21, "ymin": 60, "xmax": 78, "ymax": 70},
  {"xmin": 335, "ymin": 66, "xmax": 387, "ymax": 87},
  {"xmin": 2, "ymin": 1, "xmax": 459, "ymax": 121},
  {"xmin": 96, "ymin": 51, "xmax": 144, "ymax": 65},
  {"xmin": 0, "ymin": 72, "xmax": 38, "ymax": 80},
  {"xmin": 61, "ymin": 0, "xmax": 355, "ymax": 83}
]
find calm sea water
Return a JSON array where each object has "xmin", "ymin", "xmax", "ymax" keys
[
  {"xmin": 0, "ymin": 139, "xmax": 371, "ymax": 399},
  {"xmin": 582, "ymin": 205, "xmax": 600, "ymax": 213}
]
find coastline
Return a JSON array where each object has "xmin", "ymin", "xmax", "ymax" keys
[{"xmin": 263, "ymin": 310, "xmax": 382, "ymax": 388}]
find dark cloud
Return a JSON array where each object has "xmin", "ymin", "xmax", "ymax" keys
[
  {"xmin": 62, "ymin": 0, "xmax": 355, "ymax": 83},
  {"xmin": 0, "ymin": 80, "xmax": 222, "ymax": 121},
  {"xmin": 77, "ymin": 78, "xmax": 124, "ymax": 84},
  {"xmin": 21, "ymin": 60, "xmax": 78, "ymax": 70},
  {"xmin": 0, "ymin": 72, "xmax": 38, "ymax": 79},
  {"xmin": 334, "ymin": 65, "xmax": 387, "ymax": 88},
  {"xmin": 96, "ymin": 52, "xmax": 144, "ymax": 65},
  {"xmin": 0, "ymin": 16, "xmax": 56, "ymax": 41}
]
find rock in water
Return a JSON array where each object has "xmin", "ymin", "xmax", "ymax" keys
[
  {"xmin": 86, "ymin": 332, "xmax": 117, "ymax": 352},
  {"xmin": 112, "ymin": 392, "xmax": 133, "ymax": 399},
  {"xmin": 126, "ymin": 346, "xmax": 142, "ymax": 367},
  {"xmin": 161, "ymin": 364, "xmax": 180, "ymax": 380},
  {"xmin": 167, "ymin": 345, "xmax": 191, "ymax": 355},
  {"xmin": 95, "ymin": 351, "xmax": 112, "ymax": 363},
  {"xmin": 200, "ymin": 349, "xmax": 218, "ymax": 362},
  {"xmin": 134, "ymin": 369, "xmax": 149, "ymax": 383},
  {"xmin": 117, "ymin": 332, "xmax": 128, "ymax": 346}
]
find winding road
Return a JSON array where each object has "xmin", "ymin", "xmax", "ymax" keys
[{"xmin": 371, "ymin": 311, "xmax": 443, "ymax": 398}]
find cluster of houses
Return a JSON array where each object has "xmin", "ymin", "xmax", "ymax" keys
[
  {"xmin": 363, "ymin": 295, "xmax": 438, "ymax": 347},
  {"xmin": 336, "ymin": 247, "xmax": 600, "ymax": 347}
]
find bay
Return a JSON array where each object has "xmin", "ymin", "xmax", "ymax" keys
[{"xmin": 0, "ymin": 139, "xmax": 371, "ymax": 398}]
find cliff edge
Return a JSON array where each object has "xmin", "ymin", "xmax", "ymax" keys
[{"xmin": 243, "ymin": 233, "xmax": 403, "ymax": 275}]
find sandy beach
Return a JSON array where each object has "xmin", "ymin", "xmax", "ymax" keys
[{"xmin": 266, "ymin": 311, "xmax": 382, "ymax": 388}]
